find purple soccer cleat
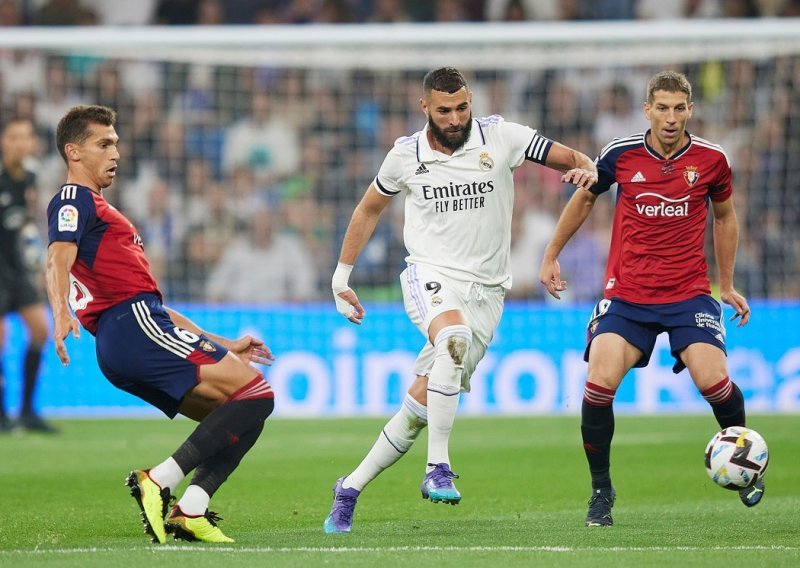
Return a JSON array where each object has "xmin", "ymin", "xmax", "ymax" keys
[
  {"xmin": 323, "ymin": 476, "xmax": 361, "ymax": 533},
  {"xmin": 421, "ymin": 463, "xmax": 461, "ymax": 505}
]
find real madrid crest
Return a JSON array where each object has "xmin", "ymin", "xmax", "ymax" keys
[
  {"xmin": 479, "ymin": 152, "xmax": 494, "ymax": 171},
  {"xmin": 431, "ymin": 296, "xmax": 443, "ymax": 307},
  {"xmin": 683, "ymin": 165, "xmax": 699, "ymax": 187}
]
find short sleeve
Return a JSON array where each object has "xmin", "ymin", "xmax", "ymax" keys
[
  {"xmin": 47, "ymin": 186, "xmax": 96, "ymax": 245},
  {"xmin": 709, "ymin": 153, "xmax": 732, "ymax": 202},
  {"xmin": 374, "ymin": 146, "xmax": 406, "ymax": 197},
  {"xmin": 500, "ymin": 120, "xmax": 553, "ymax": 169}
]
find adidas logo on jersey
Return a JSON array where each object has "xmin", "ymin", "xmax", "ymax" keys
[
  {"xmin": 415, "ymin": 163, "xmax": 429, "ymax": 175},
  {"xmin": 630, "ymin": 171, "xmax": 646, "ymax": 182}
]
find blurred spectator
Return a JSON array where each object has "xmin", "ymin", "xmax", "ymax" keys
[
  {"xmin": 636, "ymin": 0, "xmax": 721, "ymax": 18},
  {"xmin": 368, "ymin": 0, "xmax": 412, "ymax": 22},
  {"xmin": 0, "ymin": 50, "xmax": 45, "ymax": 99},
  {"xmin": 592, "ymin": 82, "xmax": 650, "ymax": 150},
  {"xmin": 83, "ymin": 0, "xmax": 155, "ymax": 25},
  {"xmin": 196, "ymin": 0, "xmax": 225, "ymax": 24},
  {"xmin": 0, "ymin": 0, "xmax": 22, "ymax": 25},
  {"xmin": 485, "ymin": 0, "xmax": 561, "ymax": 20},
  {"xmin": 206, "ymin": 206, "xmax": 318, "ymax": 303},
  {"xmin": 223, "ymin": 90, "xmax": 301, "ymax": 184},
  {"xmin": 36, "ymin": 0, "xmax": 98, "ymax": 25},
  {"xmin": 154, "ymin": 0, "xmax": 199, "ymax": 25}
]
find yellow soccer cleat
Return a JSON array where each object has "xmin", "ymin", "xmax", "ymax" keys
[
  {"xmin": 166, "ymin": 506, "xmax": 234, "ymax": 543},
  {"xmin": 125, "ymin": 470, "xmax": 171, "ymax": 544}
]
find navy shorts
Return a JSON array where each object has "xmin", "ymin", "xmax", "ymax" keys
[
  {"xmin": 584, "ymin": 295, "xmax": 727, "ymax": 374},
  {"xmin": 95, "ymin": 293, "xmax": 229, "ymax": 418}
]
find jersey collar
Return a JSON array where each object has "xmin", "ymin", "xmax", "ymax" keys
[
  {"xmin": 417, "ymin": 119, "xmax": 484, "ymax": 163},
  {"xmin": 643, "ymin": 129, "xmax": 693, "ymax": 161}
]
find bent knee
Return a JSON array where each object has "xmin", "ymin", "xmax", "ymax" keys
[{"xmin": 436, "ymin": 324, "xmax": 473, "ymax": 365}]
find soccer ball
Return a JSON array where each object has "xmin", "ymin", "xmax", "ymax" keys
[{"xmin": 704, "ymin": 426, "xmax": 769, "ymax": 490}]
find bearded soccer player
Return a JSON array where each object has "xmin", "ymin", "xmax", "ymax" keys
[
  {"xmin": 0, "ymin": 117, "xmax": 54, "ymax": 432},
  {"xmin": 539, "ymin": 70, "xmax": 758, "ymax": 527},
  {"xmin": 323, "ymin": 67, "xmax": 598, "ymax": 533},
  {"xmin": 46, "ymin": 105, "xmax": 275, "ymax": 543}
]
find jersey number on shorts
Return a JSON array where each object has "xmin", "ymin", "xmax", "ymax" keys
[
  {"xmin": 174, "ymin": 327, "xmax": 200, "ymax": 343},
  {"xmin": 425, "ymin": 281, "xmax": 442, "ymax": 295}
]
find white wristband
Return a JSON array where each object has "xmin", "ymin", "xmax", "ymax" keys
[{"xmin": 332, "ymin": 262, "xmax": 354, "ymax": 294}]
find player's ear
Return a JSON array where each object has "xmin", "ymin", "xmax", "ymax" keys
[
  {"xmin": 65, "ymin": 143, "xmax": 79, "ymax": 161},
  {"xmin": 419, "ymin": 97, "xmax": 428, "ymax": 117}
]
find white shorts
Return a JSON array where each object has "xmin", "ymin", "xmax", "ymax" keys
[{"xmin": 400, "ymin": 263, "xmax": 505, "ymax": 392}]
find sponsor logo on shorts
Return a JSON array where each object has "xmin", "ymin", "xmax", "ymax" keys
[
  {"xmin": 695, "ymin": 312, "xmax": 725, "ymax": 338},
  {"xmin": 58, "ymin": 205, "xmax": 79, "ymax": 231}
]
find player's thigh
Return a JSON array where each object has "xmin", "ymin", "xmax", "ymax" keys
[
  {"xmin": 679, "ymin": 342, "xmax": 728, "ymax": 391},
  {"xmin": 187, "ymin": 353, "xmax": 263, "ymax": 405},
  {"xmin": 586, "ymin": 332, "xmax": 643, "ymax": 390},
  {"xmin": 401, "ymin": 263, "xmax": 469, "ymax": 339},
  {"xmin": 17, "ymin": 303, "xmax": 49, "ymax": 343},
  {"xmin": 95, "ymin": 294, "xmax": 232, "ymax": 419}
]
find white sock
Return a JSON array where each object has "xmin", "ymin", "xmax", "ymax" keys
[
  {"xmin": 148, "ymin": 457, "xmax": 185, "ymax": 493},
  {"xmin": 426, "ymin": 325, "xmax": 472, "ymax": 471},
  {"xmin": 177, "ymin": 485, "xmax": 210, "ymax": 516},
  {"xmin": 343, "ymin": 394, "xmax": 428, "ymax": 492}
]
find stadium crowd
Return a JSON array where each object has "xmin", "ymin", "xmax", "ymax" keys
[
  {"xmin": 1, "ymin": 0, "xmax": 800, "ymax": 26},
  {"xmin": 0, "ymin": 3, "xmax": 798, "ymax": 303}
]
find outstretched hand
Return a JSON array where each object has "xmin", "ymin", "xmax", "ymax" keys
[
  {"xmin": 539, "ymin": 257, "xmax": 567, "ymax": 300},
  {"xmin": 334, "ymin": 288, "xmax": 366, "ymax": 325},
  {"xmin": 229, "ymin": 335, "xmax": 275, "ymax": 366},
  {"xmin": 53, "ymin": 313, "xmax": 80, "ymax": 366},
  {"xmin": 561, "ymin": 168, "xmax": 598, "ymax": 191},
  {"xmin": 721, "ymin": 288, "xmax": 751, "ymax": 327}
]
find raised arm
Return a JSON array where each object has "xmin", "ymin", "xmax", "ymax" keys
[
  {"xmin": 45, "ymin": 241, "xmax": 81, "ymax": 365},
  {"xmin": 539, "ymin": 188, "xmax": 598, "ymax": 300},
  {"xmin": 712, "ymin": 197, "xmax": 750, "ymax": 327},
  {"xmin": 332, "ymin": 184, "xmax": 393, "ymax": 324}
]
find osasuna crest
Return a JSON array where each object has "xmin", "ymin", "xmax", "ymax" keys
[
  {"xmin": 478, "ymin": 152, "xmax": 494, "ymax": 171},
  {"xmin": 683, "ymin": 165, "xmax": 699, "ymax": 187}
]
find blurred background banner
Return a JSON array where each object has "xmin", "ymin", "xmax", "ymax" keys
[{"xmin": 3, "ymin": 300, "xmax": 798, "ymax": 417}]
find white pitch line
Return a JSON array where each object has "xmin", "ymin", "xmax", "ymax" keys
[{"xmin": 1, "ymin": 545, "xmax": 798, "ymax": 555}]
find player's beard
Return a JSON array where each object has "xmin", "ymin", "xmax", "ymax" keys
[{"xmin": 428, "ymin": 114, "xmax": 472, "ymax": 152}]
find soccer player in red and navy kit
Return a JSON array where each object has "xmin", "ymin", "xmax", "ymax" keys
[
  {"xmin": 539, "ymin": 71, "xmax": 759, "ymax": 527},
  {"xmin": 45, "ymin": 105, "xmax": 275, "ymax": 544}
]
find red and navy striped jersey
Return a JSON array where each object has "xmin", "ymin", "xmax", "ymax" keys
[
  {"xmin": 591, "ymin": 131, "xmax": 732, "ymax": 304},
  {"xmin": 46, "ymin": 184, "xmax": 161, "ymax": 334}
]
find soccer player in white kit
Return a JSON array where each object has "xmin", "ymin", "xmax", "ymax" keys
[{"xmin": 324, "ymin": 67, "xmax": 598, "ymax": 533}]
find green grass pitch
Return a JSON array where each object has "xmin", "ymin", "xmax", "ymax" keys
[{"xmin": 1, "ymin": 415, "xmax": 798, "ymax": 567}]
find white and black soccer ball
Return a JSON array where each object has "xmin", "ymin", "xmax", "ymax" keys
[{"xmin": 704, "ymin": 426, "xmax": 769, "ymax": 490}]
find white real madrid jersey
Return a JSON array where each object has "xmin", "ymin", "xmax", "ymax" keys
[{"xmin": 374, "ymin": 115, "xmax": 551, "ymax": 288}]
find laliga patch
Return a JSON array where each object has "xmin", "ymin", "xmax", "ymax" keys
[{"xmin": 58, "ymin": 205, "xmax": 79, "ymax": 231}]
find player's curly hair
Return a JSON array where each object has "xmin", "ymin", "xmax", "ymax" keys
[
  {"xmin": 56, "ymin": 105, "xmax": 117, "ymax": 164},
  {"xmin": 423, "ymin": 67, "xmax": 468, "ymax": 96},
  {"xmin": 647, "ymin": 71, "xmax": 692, "ymax": 104}
]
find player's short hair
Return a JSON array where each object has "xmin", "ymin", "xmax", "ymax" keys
[
  {"xmin": 56, "ymin": 105, "xmax": 116, "ymax": 164},
  {"xmin": 647, "ymin": 71, "xmax": 692, "ymax": 104},
  {"xmin": 423, "ymin": 67, "xmax": 468, "ymax": 96}
]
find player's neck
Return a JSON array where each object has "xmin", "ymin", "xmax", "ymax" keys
[
  {"xmin": 426, "ymin": 130, "xmax": 455, "ymax": 156},
  {"xmin": 66, "ymin": 172, "xmax": 103, "ymax": 194},
  {"xmin": 647, "ymin": 132, "xmax": 688, "ymax": 160}
]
